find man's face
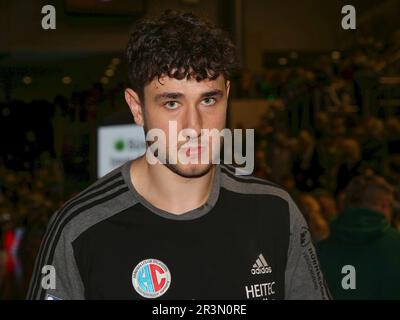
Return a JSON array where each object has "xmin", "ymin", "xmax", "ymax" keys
[{"xmin": 134, "ymin": 74, "xmax": 230, "ymax": 178}]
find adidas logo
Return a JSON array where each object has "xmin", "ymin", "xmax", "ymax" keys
[{"xmin": 251, "ymin": 254, "xmax": 272, "ymax": 275}]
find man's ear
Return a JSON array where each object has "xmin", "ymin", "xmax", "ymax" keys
[{"xmin": 125, "ymin": 88, "xmax": 144, "ymax": 126}]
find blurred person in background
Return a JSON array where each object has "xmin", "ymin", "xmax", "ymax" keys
[
  {"xmin": 297, "ymin": 194, "xmax": 330, "ymax": 243},
  {"xmin": 292, "ymin": 130, "xmax": 324, "ymax": 192},
  {"xmin": 313, "ymin": 189, "xmax": 338, "ymax": 224},
  {"xmin": 385, "ymin": 117, "xmax": 400, "ymax": 156},
  {"xmin": 335, "ymin": 139, "xmax": 362, "ymax": 197},
  {"xmin": 317, "ymin": 174, "xmax": 400, "ymax": 299},
  {"xmin": 360, "ymin": 117, "xmax": 388, "ymax": 174},
  {"xmin": 386, "ymin": 155, "xmax": 400, "ymax": 194},
  {"xmin": 267, "ymin": 132, "xmax": 293, "ymax": 184}
]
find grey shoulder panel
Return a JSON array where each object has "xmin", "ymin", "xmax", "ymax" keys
[
  {"xmin": 27, "ymin": 162, "xmax": 138, "ymax": 300},
  {"xmin": 220, "ymin": 164, "xmax": 292, "ymax": 201}
]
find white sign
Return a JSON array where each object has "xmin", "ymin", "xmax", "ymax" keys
[{"xmin": 97, "ymin": 124, "xmax": 146, "ymax": 177}]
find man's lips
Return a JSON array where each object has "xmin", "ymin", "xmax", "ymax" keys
[
  {"xmin": 182, "ymin": 146, "xmax": 206, "ymax": 157},
  {"xmin": 187, "ymin": 146, "xmax": 202, "ymax": 157}
]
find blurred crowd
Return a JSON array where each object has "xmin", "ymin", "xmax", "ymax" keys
[
  {"xmin": 249, "ymin": 31, "xmax": 400, "ymax": 243},
  {"xmin": 254, "ymin": 110, "xmax": 400, "ymax": 240},
  {"xmin": 0, "ymin": 80, "xmax": 125, "ymax": 298},
  {"xmin": 237, "ymin": 32, "xmax": 400, "ymax": 118}
]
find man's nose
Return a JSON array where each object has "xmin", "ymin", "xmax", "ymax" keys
[{"xmin": 183, "ymin": 105, "xmax": 202, "ymax": 138}]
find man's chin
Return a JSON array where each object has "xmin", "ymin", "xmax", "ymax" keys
[{"xmin": 164, "ymin": 163, "xmax": 214, "ymax": 178}]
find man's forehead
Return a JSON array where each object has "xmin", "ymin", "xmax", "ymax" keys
[{"xmin": 146, "ymin": 74, "xmax": 227, "ymax": 93}]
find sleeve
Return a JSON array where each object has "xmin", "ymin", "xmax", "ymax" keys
[
  {"xmin": 284, "ymin": 197, "xmax": 332, "ymax": 300},
  {"xmin": 26, "ymin": 210, "xmax": 85, "ymax": 300}
]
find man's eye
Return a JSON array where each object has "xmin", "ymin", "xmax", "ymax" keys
[
  {"xmin": 164, "ymin": 101, "xmax": 179, "ymax": 109},
  {"xmin": 202, "ymin": 97, "xmax": 216, "ymax": 106}
]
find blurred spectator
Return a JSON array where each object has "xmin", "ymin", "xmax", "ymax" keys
[
  {"xmin": 267, "ymin": 132, "xmax": 293, "ymax": 183},
  {"xmin": 292, "ymin": 130, "xmax": 324, "ymax": 192},
  {"xmin": 317, "ymin": 174, "xmax": 400, "ymax": 299},
  {"xmin": 237, "ymin": 69, "xmax": 254, "ymax": 98},
  {"xmin": 360, "ymin": 117, "xmax": 388, "ymax": 174},
  {"xmin": 335, "ymin": 139, "xmax": 362, "ymax": 196},
  {"xmin": 314, "ymin": 189, "xmax": 338, "ymax": 223},
  {"xmin": 385, "ymin": 116, "xmax": 400, "ymax": 155},
  {"xmin": 297, "ymin": 194, "xmax": 330, "ymax": 243}
]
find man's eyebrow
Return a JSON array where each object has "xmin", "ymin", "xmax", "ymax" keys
[
  {"xmin": 200, "ymin": 89, "xmax": 224, "ymax": 99},
  {"xmin": 154, "ymin": 92, "xmax": 184, "ymax": 102}
]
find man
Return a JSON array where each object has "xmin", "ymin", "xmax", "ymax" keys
[
  {"xmin": 317, "ymin": 174, "xmax": 400, "ymax": 299},
  {"xmin": 27, "ymin": 10, "xmax": 330, "ymax": 300}
]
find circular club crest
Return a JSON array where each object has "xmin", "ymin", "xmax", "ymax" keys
[{"xmin": 132, "ymin": 259, "xmax": 171, "ymax": 298}]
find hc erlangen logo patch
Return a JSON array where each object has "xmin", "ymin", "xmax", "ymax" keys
[{"xmin": 132, "ymin": 259, "xmax": 171, "ymax": 298}]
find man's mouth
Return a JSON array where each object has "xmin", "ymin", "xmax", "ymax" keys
[
  {"xmin": 181, "ymin": 144, "xmax": 205, "ymax": 157},
  {"xmin": 185, "ymin": 146, "xmax": 204, "ymax": 157},
  {"xmin": 178, "ymin": 142, "xmax": 208, "ymax": 157}
]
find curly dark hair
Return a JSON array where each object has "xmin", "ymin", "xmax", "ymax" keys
[{"xmin": 126, "ymin": 10, "xmax": 238, "ymax": 102}]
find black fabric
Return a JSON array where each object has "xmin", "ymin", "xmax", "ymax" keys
[{"xmin": 72, "ymin": 188, "xmax": 290, "ymax": 300}]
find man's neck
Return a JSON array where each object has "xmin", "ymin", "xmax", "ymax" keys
[{"xmin": 130, "ymin": 156, "xmax": 216, "ymax": 215}]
